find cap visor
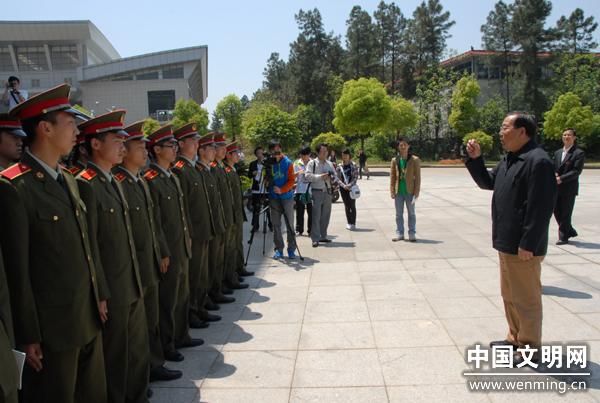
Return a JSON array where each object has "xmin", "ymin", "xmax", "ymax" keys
[{"xmin": 10, "ymin": 129, "xmax": 27, "ymax": 138}]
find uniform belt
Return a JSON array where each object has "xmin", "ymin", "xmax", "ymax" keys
[{"xmin": 312, "ymin": 188, "xmax": 324, "ymax": 192}]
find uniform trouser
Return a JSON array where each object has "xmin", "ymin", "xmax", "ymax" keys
[
  {"xmin": 310, "ymin": 190, "xmax": 332, "ymax": 243},
  {"xmin": 223, "ymin": 225, "xmax": 239, "ymax": 285},
  {"xmin": 0, "ymin": 388, "xmax": 17, "ymax": 403},
  {"xmin": 339, "ymin": 188, "xmax": 357, "ymax": 225},
  {"xmin": 103, "ymin": 298, "xmax": 149, "ymax": 403},
  {"xmin": 189, "ymin": 240, "xmax": 210, "ymax": 320},
  {"xmin": 235, "ymin": 221, "xmax": 245, "ymax": 275},
  {"xmin": 270, "ymin": 198, "xmax": 295, "ymax": 252},
  {"xmin": 294, "ymin": 194, "xmax": 312, "ymax": 234},
  {"xmin": 173, "ymin": 259, "xmax": 192, "ymax": 347},
  {"xmin": 498, "ymin": 252, "xmax": 544, "ymax": 349},
  {"xmin": 208, "ymin": 232, "xmax": 226, "ymax": 296},
  {"xmin": 20, "ymin": 333, "xmax": 106, "ymax": 403},
  {"xmin": 159, "ymin": 258, "xmax": 184, "ymax": 354},
  {"xmin": 554, "ymin": 193, "xmax": 577, "ymax": 241},
  {"xmin": 143, "ymin": 284, "xmax": 164, "ymax": 371}
]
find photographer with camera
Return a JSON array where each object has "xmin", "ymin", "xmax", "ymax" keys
[
  {"xmin": 305, "ymin": 143, "xmax": 337, "ymax": 248},
  {"xmin": 266, "ymin": 140, "xmax": 297, "ymax": 259},
  {"xmin": 247, "ymin": 146, "xmax": 272, "ymax": 232},
  {"xmin": 2, "ymin": 77, "xmax": 28, "ymax": 110}
]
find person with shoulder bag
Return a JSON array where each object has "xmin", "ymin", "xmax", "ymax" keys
[
  {"xmin": 336, "ymin": 149, "xmax": 359, "ymax": 230},
  {"xmin": 293, "ymin": 147, "xmax": 312, "ymax": 236}
]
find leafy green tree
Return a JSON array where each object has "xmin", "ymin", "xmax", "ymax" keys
[
  {"xmin": 481, "ymin": 1, "xmax": 515, "ymax": 110},
  {"xmin": 463, "ymin": 131, "xmax": 494, "ymax": 155},
  {"xmin": 215, "ymin": 94, "xmax": 243, "ymax": 140},
  {"xmin": 449, "ymin": 76, "xmax": 481, "ymax": 137},
  {"xmin": 310, "ymin": 132, "xmax": 347, "ymax": 152},
  {"xmin": 555, "ymin": 8, "xmax": 598, "ymax": 54},
  {"xmin": 511, "ymin": 0, "xmax": 554, "ymax": 119},
  {"xmin": 241, "ymin": 102, "xmax": 301, "ymax": 150},
  {"xmin": 478, "ymin": 97, "xmax": 506, "ymax": 135},
  {"xmin": 551, "ymin": 54, "xmax": 600, "ymax": 114},
  {"xmin": 333, "ymin": 78, "xmax": 392, "ymax": 149},
  {"xmin": 365, "ymin": 132, "xmax": 396, "ymax": 161},
  {"xmin": 293, "ymin": 104, "xmax": 321, "ymax": 142},
  {"xmin": 72, "ymin": 104, "xmax": 93, "ymax": 118},
  {"xmin": 171, "ymin": 99, "xmax": 209, "ymax": 134},
  {"xmin": 210, "ymin": 110, "xmax": 223, "ymax": 132},
  {"xmin": 240, "ymin": 95, "xmax": 250, "ymax": 111},
  {"xmin": 410, "ymin": 0, "xmax": 455, "ymax": 72},
  {"xmin": 345, "ymin": 6, "xmax": 378, "ymax": 79},
  {"xmin": 544, "ymin": 92, "xmax": 594, "ymax": 141},
  {"xmin": 383, "ymin": 97, "xmax": 419, "ymax": 136},
  {"xmin": 143, "ymin": 118, "xmax": 161, "ymax": 136}
]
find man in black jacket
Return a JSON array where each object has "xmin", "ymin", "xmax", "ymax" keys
[
  {"xmin": 247, "ymin": 146, "xmax": 271, "ymax": 232},
  {"xmin": 553, "ymin": 128, "xmax": 585, "ymax": 245},
  {"xmin": 465, "ymin": 112, "xmax": 556, "ymax": 364}
]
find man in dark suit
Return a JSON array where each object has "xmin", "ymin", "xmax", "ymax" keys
[
  {"xmin": 0, "ymin": 246, "xmax": 18, "ymax": 403},
  {"xmin": 553, "ymin": 128, "xmax": 585, "ymax": 245},
  {"xmin": 0, "ymin": 84, "xmax": 107, "ymax": 403}
]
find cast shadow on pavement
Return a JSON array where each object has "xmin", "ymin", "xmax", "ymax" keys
[{"xmin": 542, "ymin": 285, "xmax": 593, "ymax": 299}]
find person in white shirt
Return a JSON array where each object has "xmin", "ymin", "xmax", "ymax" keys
[
  {"xmin": 293, "ymin": 147, "xmax": 312, "ymax": 236},
  {"xmin": 2, "ymin": 77, "xmax": 28, "ymax": 110}
]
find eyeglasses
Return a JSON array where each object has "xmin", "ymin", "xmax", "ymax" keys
[{"xmin": 160, "ymin": 142, "xmax": 179, "ymax": 150}]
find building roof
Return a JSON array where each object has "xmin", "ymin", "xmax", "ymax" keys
[
  {"xmin": 0, "ymin": 20, "xmax": 120, "ymax": 63},
  {"xmin": 441, "ymin": 49, "xmax": 600, "ymax": 67}
]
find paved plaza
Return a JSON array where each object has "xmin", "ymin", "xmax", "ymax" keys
[{"xmin": 151, "ymin": 167, "xmax": 600, "ymax": 403}]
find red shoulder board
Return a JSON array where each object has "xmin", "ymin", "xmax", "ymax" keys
[
  {"xmin": 144, "ymin": 169, "xmax": 159, "ymax": 181},
  {"xmin": 173, "ymin": 160, "xmax": 185, "ymax": 170},
  {"xmin": 210, "ymin": 161, "xmax": 217, "ymax": 168},
  {"xmin": 67, "ymin": 165, "xmax": 82, "ymax": 176},
  {"xmin": 0, "ymin": 163, "xmax": 31, "ymax": 180},
  {"xmin": 80, "ymin": 168, "xmax": 97, "ymax": 181},
  {"xmin": 225, "ymin": 166, "xmax": 232, "ymax": 173},
  {"xmin": 114, "ymin": 172, "xmax": 127, "ymax": 182}
]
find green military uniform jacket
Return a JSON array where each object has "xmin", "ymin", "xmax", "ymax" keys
[
  {"xmin": 113, "ymin": 166, "xmax": 164, "ymax": 289},
  {"xmin": 172, "ymin": 157, "xmax": 214, "ymax": 242},
  {"xmin": 225, "ymin": 163, "xmax": 245, "ymax": 224},
  {"xmin": 0, "ymin": 247, "xmax": 18, "ymax": 400},
  {"xmin": 0, "ymin": 153, "xmax": 105, "ymax": 351},
  {"xmin": 198, "ymin": 161, "xmax": 225, "ymax": 236},
  {"xmin": 144, "ymin": 164, "xmax": 192, "ymax": 264},
  {"xmin": 211, "ymin": 161, "xmax": 234, "ymax": 228},
  {"xmin": 77, "ymin": 163, "xmax": 143, "ymax": 308}
]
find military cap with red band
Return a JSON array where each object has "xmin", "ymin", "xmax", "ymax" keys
[
  {"xmin": 147, "ymin": 124, "xmax": 174, "ymax": 147},
  {"xmin": 226, "ymin": 141, "xmax": 240, "ymax": 153},
  {"xmin": 0, "ymin": 113, "xmax": 26, "ymax": 138},
  {"xmin": 8, "ymin": 83, "xmax": 85, "ymax": 122},
  {"xmin": 123, "ymin": 120, "xmax": 148, "ymax": 142},
  {"xmin": 212, "ymin": 132, "xmax": 227, "ymax": 146},
  {"xmin": 198, "ymin": 133, "xmax": 215, "ymax": 147},
  {"xmin": 78, "ymin": 110, "xmax": 128, "ymax": 138},
  {"xmin": 173, "ymin": 123, "xmax": 200, "ymax": 141}
]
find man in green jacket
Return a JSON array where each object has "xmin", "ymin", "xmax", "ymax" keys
[
  {"xmin": 114, "ymin": 121, "xmax": 181, "ymax": 383},
  {"xmin": 0, "ymin": 84, "xmax": 107, "ymax": 403},
  {"xmin": 77, "ymin": 110, "xmax": 149, "ymax": 403}
]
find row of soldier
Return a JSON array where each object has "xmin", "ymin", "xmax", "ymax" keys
[{"xmin": 0, "ymin": 84, "xmax": 253, "ymax": 403}]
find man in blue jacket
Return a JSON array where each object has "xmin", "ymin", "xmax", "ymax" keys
[{"xmin": 267, "ymin": 140, "xmax": 296, "ymax": 259}]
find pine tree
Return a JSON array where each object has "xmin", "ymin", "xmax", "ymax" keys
[
  {"xmin": 373, "ymin": 1, "xmax": 407, "ymax": 94},
  {"xmin": 555, "ymin": 8, "xmax": 598, "ymax": 54},
  {"xmin": 411, "ymin": 0, "xmax": 455, "ymax": 72},
  {"xmin": 345, "ymin": 6, "xmax": 378, "ymax": 79}
]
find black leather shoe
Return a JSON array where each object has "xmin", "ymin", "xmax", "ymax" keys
[
  {"xmin": 228, "ymin": 282, "xmax": 249, "ymax": 290},
  {"xmin": 213, "ymin": 294, "xmax": 235, "ymax": 304},
  {"xmin": 239, "ymin": 269, "xmax": 254, "ymax": 277},
  {"xmin": 164, "ymin": 350, "xmax": 185, "ymax": 362},
  {"xmin": 200, "ymin": 312, "xmax": 222, "ymax": 322},
  {"xmin": 205, "ymin": 300, "xmax": 220, "ymax": 311},
  {"xmin": 176, "ymin": 337, "xmax": 204, "ymax": 348},
  {"xmin": 319, "ymin": 239, "xmax": 332, "ymax": 243},
  {"xmin": 556, "ymin": 239, "xmax": 568, "ymax": 245},
  {"xmin": 147, "ymin": 388, "xmax": 153, "ymax": 398},
  {"xmin": 150, "ymin": 365, "xmax": 183, "ymax": 382},
  {"xmin": 189, "ymin": 317, "xmax": 209, "ymax": 329},
  {"xmin": 222, "ymin": 286, "xmax": 234, "ymax": 295},
  {"xmin": 489, "ymin": 340, "xmax": 518, "ymax": 348},
  {"xmin": 312, "ymin": 242, "xmax": 319, "ymax": 247}
]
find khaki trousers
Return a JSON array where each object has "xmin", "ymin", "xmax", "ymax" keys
[{"xmin": 499, "ymin": 252, "xmax": 543, "ymax": 348}]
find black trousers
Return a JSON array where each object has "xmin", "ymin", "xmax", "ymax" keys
[
  {"xmin": 554, "ymin": 192, "xmax": 578, "ymax": 241},
  {"xmin": 294, "ymin": 194, "xmax": 312, "ymax": 234},
  {"xmin": 340, "ymin": 188, "xmax": 356, "ymax": 225},
  {"xmin": 251, "ymin": 193, "xmax": 271, "ymax": 230}
]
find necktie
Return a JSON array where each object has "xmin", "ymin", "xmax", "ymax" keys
[{"xmin": 56, "ymin": 173, "xmax": 69, "ymax": 195}]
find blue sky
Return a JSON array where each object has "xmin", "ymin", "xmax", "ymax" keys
[{"xmin": 10, "ymin": 0, "xmax": 600, "ymax": 115}]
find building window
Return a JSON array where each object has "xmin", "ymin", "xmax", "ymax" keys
[
  {"xmin": 50, "ymin": 45, "xmax": 80, "ymax": 70},
  {"xmin": 15, "ymin": 46, "xmax": 48, "ymax": 71},
  {"xmin": 31, "ymin": 79, "xmax": 40, "ymax": 88},
  {"xmin": 111, "ymin": 74, "xmax": 133, "ymax": 81},
  {"xmin": 136, "ymin": 71, "xmax": 159, "ymax": 80},
  {"xmin": 148, "ymin": 90, "xmax": 175, "ymax": 116},
  {"xmin": 162, "ymin": 66, "xmax": 184, "ymax": 79},
  {"xmin": 0, "ymin": 47, "xmax": 13, "ymax": 71}
]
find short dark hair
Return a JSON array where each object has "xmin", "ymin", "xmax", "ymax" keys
[
  {"xmin": 563, "ymin": 128, "xmax": 577, "ymax": 136},
  {"xmin": 20, "ymin": 111, "xmax": 60, "ymax": 145},
  {"xmin": 342, "ymin": 148, "xmax": 351, "ymax": 156},
  {"xmin": 315, "ymin": 143, "xmax": 328, "ymax": 153},
  {"xmin": 508, "ymin": 112, "xmax": 537, "ymax": 138},
  {"xmin": 84, "ymin": 132, "xmax": 111, "ymax": 155},
  {"xmin": 254, "ymin": 146, "xmax": 264, "ymax": 155},
  {"xmin": 8, "ymin": 76, "xmax": 19, "ymax": 84},
  {"xmin": 396, "ymin": 136, "xmax": 409, "ymax": 145},
  {"xmin": 299, "ymin": 146, "xmax": 311, "ymax": 156},
  {"xmin": 268, "ymin": 139, "xmax": 281, "ymax": 150}
]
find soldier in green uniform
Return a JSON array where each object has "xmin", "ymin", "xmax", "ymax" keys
[
  {"xmin": 76, "ymin": 110, "xmax": 149, "ymax": 403},
  {"xmin": 171, "ymin": 124, "xmax": 221, "ymax": 327},
  {"xmin": 144, "ymin": 126, "xmax": 203, "ymax": 361},
  {"xmin": 114, "ymin": 121, "xmax": 182, "ymax": 383},
  {"xmin": 207, "ymin": 133, "xmax": 236, "ymax": 304},
  {"xmin": 0, "ymin": 115, "xmax": 26, "ymax": 172},
  {"xmin": 0, "ymin": 246, "xmax": 19, "ymax": 403},
  {"xmin": 223, "ymin": 142, "xmax": 250, "ymax": 289},
  {"xmin": 0, "ymin": 84, "xmax": 107, "ymax": 403},
  {"xmin": 66, "ymin": 133, "xmax": 89, "ymax": 176}
]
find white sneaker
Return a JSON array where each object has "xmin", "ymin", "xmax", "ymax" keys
[{"xmin": 346, "ymin": 224, "xmax": 352, "ymax": 230}]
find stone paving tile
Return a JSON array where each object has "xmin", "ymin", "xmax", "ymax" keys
[{"xmin": 152, "ymin": 168, "xmax": 600, "ymax": 402}]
